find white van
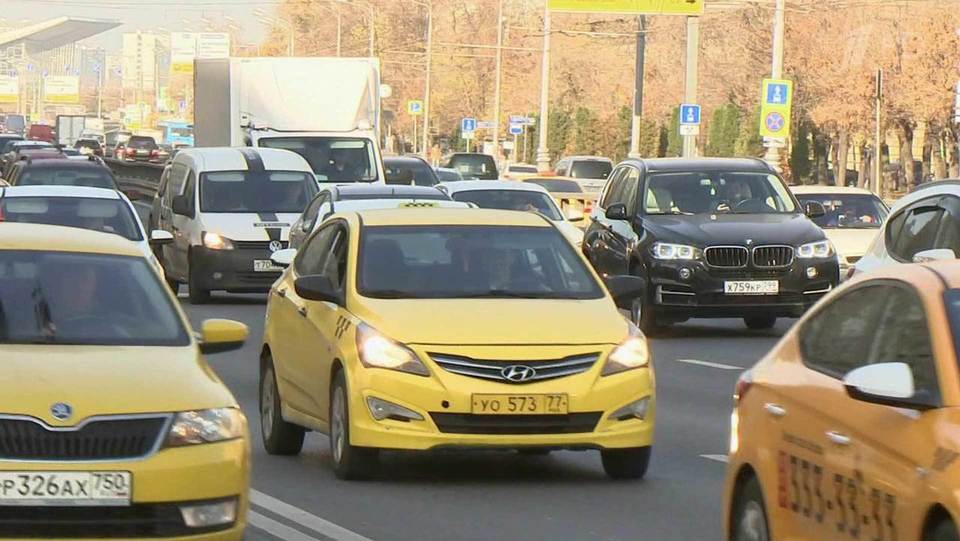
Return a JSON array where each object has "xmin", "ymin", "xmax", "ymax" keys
[{"xmin": 152, "ymin": 147, "xmax": 318, "ymax": 303}]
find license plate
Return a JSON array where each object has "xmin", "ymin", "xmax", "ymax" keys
[
  {"xmin": 253, "ymin": 259, "xmax": 282, "ymax": 272},
  {"xmin": 0, "ymin": 471, "xmax": 131, "ymax": 506},
  {"xmin": 471, "ymin": 394, "xmax": 568, "ymax": 415},
  {"xmin": 724, "ymin": 280, "xmax": 779, "ymax": 295}
]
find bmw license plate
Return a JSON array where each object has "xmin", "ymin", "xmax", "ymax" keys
[
  {"xmin": 253, "ymin": 259, "xmax": 282, "ymax": 272},
  {"xmin": 471, "ymin": 394, "xmax": 568, "ymax": 415},
  {"xmin": 724, "ymin": 280, "xmax": 779, "ymax": 295},
  {"xmin": 0, "ymin": 471, "xmax": 131, "ymax": 506}
]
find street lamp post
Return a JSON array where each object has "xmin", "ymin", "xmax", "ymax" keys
[
  {"xmin": 420, "ymin": 0, "xmax": 433, "ymax": 158},
  {"xmin": 762, "ymin": 0, "xmax": 786, "ymax": 168},
  {"xmin": 491, "ymin": 0, "xmax": 504, "ymax": 161},
  {"xmin": 535, "ymin": 6, "xmax": 551, "ymax": 171}
]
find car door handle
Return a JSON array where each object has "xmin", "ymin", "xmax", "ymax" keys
[
  {"xmin": 763, "ymin": 403, "xmax": 787, "ymax": 418},
  {"xmin": 274, "ymin": 288, "xmax": 286, "ymax": 298},
  {"xmin": 826, "ymin": 431, "xmax": 851, "ymax": 446},
  {"xmin": 297, "ymin": 306, "xmax": 308, "ymax": 318}
]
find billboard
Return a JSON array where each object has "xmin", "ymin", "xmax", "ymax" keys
[
  {"xmin": 0, "ymin": 76, "xmax": 18, "ymax": 103},
  {"xmin": 44, "ymin": 76, "xmax": 80, "ymax": 104},
  {"xmin": 547, "ymin": 0, "xmax": 703, "ymax": 14},
  {"xmin": 171, "ymin": 32, "xmax": 198, "ymax": 74}
]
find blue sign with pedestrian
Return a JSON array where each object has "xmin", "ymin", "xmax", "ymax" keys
[
  {"xmin": 679, "ymin": 104, "xmax": 701, "ymax": 125},
  {"xmin": 766, "ymin": 83, "xmax": 788, "ymax": 105},
  {"xmin": 509, "ymin": 124, "xmax": 523, "ymax": 135},
  {"xmin": 461, "ymin": 117, "xmax": 477, "ymax": 132}
]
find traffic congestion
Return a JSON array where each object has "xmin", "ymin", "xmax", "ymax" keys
[{"xmin": 1, "ymin": 1, "xmax": 960, "ymax": 540}]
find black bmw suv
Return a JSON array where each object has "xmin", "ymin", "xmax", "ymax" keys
[{"xmin": 583, "ymin": 158, "xmax": 838, "ymax": 333}]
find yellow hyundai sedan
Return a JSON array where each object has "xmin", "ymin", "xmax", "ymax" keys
[
  {"xmin": 260, "ymin": 208, "xmax": 653, "ymax": 480},
  {"xmin": 0, "ymin": 223, "xmax": 250, "ymax": 539}
]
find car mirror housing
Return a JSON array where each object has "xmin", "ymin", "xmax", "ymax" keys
[
  {"xmin": 804, "ymin": 201, "xmax": 826, "ymax": 219},
  {"xmin": 843, "ymin": 362, "xmax": 935, "ymax": 410},
  {"xmin": 913, "ymin": 248, "xmax": 956, "ymax": 263},
  {"xmin": 605, "ymin": 203, "xmax": 628, "ymax": 221},
  {"xmin": 149, "ymin": 230, "xmax": 174, "ymax": 246},
  {"xmin": 604, "ymin": 275, "xmax": 647, "ymax": 310},
  {"xmin": 198, "ymin": 319, "xmax": 248, "ymax": 355},
  {"xmin": 295, "ymin": 275, "xmax": 343, "ymax": 305},
  {"xmin": 270, "ymin": 248, "xmax": 297, "ymax": 268}
]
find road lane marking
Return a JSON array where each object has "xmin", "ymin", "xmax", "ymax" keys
[
  {"xmin": 701, "ymin": 454, "xmax": 729, "ymax": 463},
  {"xmin": 250, "ymin": 489, "xmax": 373, "ymax": 541},
  {"xmin": 249, "ymin": 510, "xmax": 327, "ymax": 541},
  {"xmin": 675, "ymin": 358, "xmax": 743, "ymax": 371}
]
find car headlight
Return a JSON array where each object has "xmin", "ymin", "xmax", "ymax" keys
[
  {"xmin": 202, "ymin": 232, "xmax": 234, "ymax": 250},
  {"xmin": 165, "ymin": 408, "xmax": 245, "ymax": 447},
  {"xmin": 356, "ymin": 323, "xmax": 429, "ymax": 376},
  {"xmin": 797, "ymin": 240, "xmax": 834, "ymax": 259},
  {"xmin": 651, "ymin": 242, "xmax": 700, "ymax": 260},
  {"xmin": 602, "ymin": 325, "xmax": 651, "ymax": 376}
]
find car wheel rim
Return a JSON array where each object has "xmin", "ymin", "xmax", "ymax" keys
[
  {"xmin": 737, "ymin": 501, "xmax": 768, "ymax": 541},
  {"xmin": 331, "ymin": 387, "xmax": 346, "ymax": 464},
  {"xmin": 260, "ymin": 370, "xmax": 275, "ymax": 438}
]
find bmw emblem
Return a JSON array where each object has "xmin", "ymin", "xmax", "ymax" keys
[
  {"xmin": 268, "ymin": 240, "xmax": 283, "ymax": 253},
  {"xmin": 50, "ymin": 403, "xmax": 73, "ymax": 421}
]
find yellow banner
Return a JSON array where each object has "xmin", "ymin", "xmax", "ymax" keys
[
  {"xmin": 548, "ymin": 0, "xmax": 703, "ymax": 14},
  {"xmin": 0, "ymin": 94, "xmax": 16, "ymax": 104}
]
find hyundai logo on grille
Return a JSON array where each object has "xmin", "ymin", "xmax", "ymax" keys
[
  {"xmin": 50, "ymin": 403, "xmax": 73, "ymax": 421},
  {"xmin": 501, "ymin": 365, "xmax": 537, "ymax": 382},
  {"xmin": 268, "ymin": 240, "xmax": 283, "ymax": 253}
]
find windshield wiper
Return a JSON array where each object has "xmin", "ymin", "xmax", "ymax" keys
[
  {"xmin": 364, "ymin": 289, "xmax": 417, "ymax": 299},
  {"xmin": 451, "ymin": 289, "xmax": 564, "ymax": 299}
]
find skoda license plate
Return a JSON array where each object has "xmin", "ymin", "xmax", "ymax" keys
[
  {"xmin": 724, "ymin": 280, "xmax": 779, "ymax": 295},
  {"xmin": 0, "ymin": 471, "xmax": 131, "ymax": 506},
  {"xmin": 253, "ymin": 259, "xmax": 281, "ymax": 272}
]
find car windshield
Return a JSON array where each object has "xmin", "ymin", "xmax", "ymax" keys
[
  {"xmin": 0, "ymin": 197, "xmax": 142, "ymax": 241},
  {"xmin": 450, "ymin": 189, "xmax": 563, "ymax": 220},
  {"xmin": 259, "ymin": 137, "xmax": 377, "ymax": 182},
  {"xmin": 17, "ymin": 167, "xmax": 116, "ymax": 189},
  {"xmin": 0, "ymin": 251, "xmax": 189, "ymax": 346},
  {"xmin": 794, "ymin": 193, "xmax": 887, "ymax": 229},
  {"xmin": 570, "ymin": 161, "xmax": 612, "ymax": 179},
  {"xmin": 127, "ymin": 137, "xmax": 157, "ymax": 150},
  {"xmin": 643, "ymin": 171, "xmax": 797, "ymax": 215},
  {"xmin": 200, "ymin": 170, "xmax": 318, "ymax": 213},
  {"xmin": 358, "ymin": 225, "xmax": 603, "ymax": 299},
  {"xmin": 448, "ymin": 155, "xmax": 498, "ymax": 179},
  {"xmin": 525, "ymin": 179, "xmax": 583, "ymax": 193}
]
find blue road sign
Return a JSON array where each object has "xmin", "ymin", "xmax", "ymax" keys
[
  {"xmin": 679, "ymin": 104, "xmax": 701, "ymax": 125},
  {"xmin": 509, "ymin": 124, "xmax": 523, "ymax": 135},
  {"xmin": 461, "ymin": 117, "xmax": 477, "ymax": 132},
  {"xmin": 764, "ymin": 111, "xmax": 786, "ymax": 134},
  {"xmin": 765, "ymin": 83, "xmax": 789, "ymax": 105}
]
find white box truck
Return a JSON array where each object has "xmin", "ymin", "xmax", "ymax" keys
[{"xmin": 194, "ymin": 57, "xmax": 386, "ymax": 184}]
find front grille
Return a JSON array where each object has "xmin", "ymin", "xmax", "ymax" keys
[
  {"xmin": 700, "ymin": 292, "xmax": 803, "ymax": 306},
  {"xmin": 233, "ymin": 240, "xmax": 287, "ymax": 251},
  {"xmin": 753, "ymin": 246, "xmax": 794, "ymax": 268},
  {"xmin": 705, "ymin": 246, "xmax": 748, "ymax": 267},
  {"xmin": 430, "ymin": 353, "xmax": 599, "ymax": 384},
  {"xmin": 0, "ymin": 502, "xmax": 234, "ymax": 538},
  {"xmin": 430, "ymin": 413, "xmax": 602, "ymax": 434},
  {"xmin": 0, "ymin": 416, "xmax": 168, "ymax": 461}
]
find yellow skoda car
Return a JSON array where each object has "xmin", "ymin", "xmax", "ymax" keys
[
  {"xmin": 0, "ymin": 224, "xmax": 250, "ymax": 539},
  {"xmin": 260, "ymin": 208, "xmax": 653, "ymax": 480},
  {"xmin": 725, "ymin": 260, "xmax": 960, "ymax": 541}
]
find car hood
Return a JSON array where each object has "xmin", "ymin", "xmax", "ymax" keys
[
  {"xmin": 200, "ymin": 213, "xmax": 300, "ymax": 242},
  {"xmin": 644, "ymin": 213, "xmax": 824, "ymax": 247},
  {"xmin": 354, "ymin": 298, "xmax": 628, "ymax": 346},
  {"xmin": 821, "ymin": 228, "xmax": 880, "ymax": 259},
  {"xmin": 0, "ymin": 345, "xmax": 236, "ymax": 425}
]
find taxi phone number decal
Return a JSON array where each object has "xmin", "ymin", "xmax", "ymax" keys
[{"xmin": 778, "ymin": 451, "xmax": 897, "ymax": 540}]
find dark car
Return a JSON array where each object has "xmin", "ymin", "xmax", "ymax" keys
[
  {"xmin": 0, "ymin": 134, "xmax": 23, "ymax": 156},
  {"xmin": 384, "ymin": 155, "xmax": 440, "ymax": 186},
  {"xmin": 445, "ymin": 153, "xmax": 499, "ymax": 180},
  {"xmin": 121, "ymin": 135, "xmax": 160, "ymax": 162},
  {"xmin": 5, "ymin": 158, "xmax": 119, "ymax": 190},
  {"xmin": 583, "ymin": 158, "xmax": 838, "ymax": 334}
]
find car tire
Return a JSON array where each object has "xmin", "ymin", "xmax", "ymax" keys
[
  {"xmin": 330, "ymin": 370, "xmax": 379, "ymax": 480},
  {"xmin": 631, "ymin": 297, "xmax": 664, "ymax": 336},
  {"xmin": 743, "ymin": 316, "xmax": 777, "ymax": 330},
  {"xmin": 731, "ymin": 475, "xmax": 770, "ymax": 541},
  {"xmin": 259, "ymin": 359, "xmax": 305, "ymax": 456},
  {"xmin": 928, "ymin": 520, "xmax": 960, "ymax": 541},
  {"xmin": 600, "ymin": 446, "xmax": 650, "ymax": 480},
  {"xmin": 187, "ymin": 254, "xmax": 210, "ymax": 304}
]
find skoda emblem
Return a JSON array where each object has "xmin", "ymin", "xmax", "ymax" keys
[
  {"xmin": 50, "ymin": 403, "xmax": 73, "ymax": 421},
  {"xmin": 268, "ymin": 240, "xmax": 283, "ymax": 253},
  {"xmin": 501, "ymin": 365, "xmax": 537, "ymax": 382}
]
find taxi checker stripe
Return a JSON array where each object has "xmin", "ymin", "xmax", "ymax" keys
[
  {"xmin": 258, "ymin": 212, "xmax": 282, "ymax": 242},
  {"xmin": 238, "ymin": 148, "xmax": 283, "ymax": 242}
]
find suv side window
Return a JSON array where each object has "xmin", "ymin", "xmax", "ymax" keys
[
  {"xmin": 165, "ymin": 163, "xmax": 187, "ymax": 207},
  {"xmin": 621, "ymin": 167, "xmax": 641, "ymax": 215},
  {"xmin": 183, "ymin": 171, "xmax": 196, "ymax": 210},
  {"xmin": 799, "ymin": 285, "xmax": 890, "ymax": 378},
  {"xmin": 934, "ymin": 196, "xmax": 960, "ymax": 256},
  {"xmin": 295, "ymin": 224, "xmax": 338, "ymax": 276},
  {"xmin": 889, "ymin": 197, "xmax": 943, "ymax": 261},
  {"xmin": 600, "ymin": 168, "xmax": 626, "ymax": 209},
  {"xmin": 556, "ymin": 160, "xmax": 568, "ymax": 176},
  {"xmin": 303, "ymin": 193, "xmax": 329, "ymax": 232}
]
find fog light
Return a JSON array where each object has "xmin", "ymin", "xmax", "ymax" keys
[
  {"xmin": 366, "ymin": 396, "xmax": 424, "ymax": 422},
  {"xmin": 608, "ymin": 397, "xmax": 650, "ymax": 421},
  {"xmin": 180, "ymin": 499, "xmax": 237, "ymax": 528},
  {"xmin": 806, "ymin": 267, "xmax": 818, "ymax": 279},
  {"xmin": 679, "ymin": 268, "xmax": 692, "ymax": 280}
]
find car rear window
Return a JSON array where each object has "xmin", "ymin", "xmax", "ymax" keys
[
  {"xmin": 0, "ymin": 196, "xmax": 141, "ymax": 241},
  {"xmin": 570, "ymin": 161, "xmax": 612, "ymax": 179},
  {"xmin": 127, "ymin": 137, "xmax": 157, "ymax": 150},
  {"xmin": 448, "ymin": 155, "xmax": 499, "ymax": 180},
  {"xmin": 450, "ymin": 189, "xmax": 562, "ymax": 221},
  {"xmin": 16, "ymin": 167, "xmax": 117, "ymax": 189}
]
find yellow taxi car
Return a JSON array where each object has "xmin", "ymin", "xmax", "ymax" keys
[
  {"xmin": 260, "ymin": 208, "xmax": 652, "ymax": 480},
  {"xmin": 0, "ymin": 223, "xmax": 250, "ymax": 539},
  {"xmin": 724, "ymin": 260, "xmax": 960, "ymax": 541}
]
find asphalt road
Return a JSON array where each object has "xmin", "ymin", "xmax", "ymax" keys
[{"xmin": 180, "ymin": 292, "xmax": 790, "ymax": 541}]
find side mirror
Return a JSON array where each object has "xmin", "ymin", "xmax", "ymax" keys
[
  {"xmin": 843, "ymin": 362, "xmax": 935, "ymax": 410},
  {"xmin": 149, "ymin": 229, "xmax": 174, "ymax": 246},
  {"xmin": 198, "ymin": 319, "xmax": 248, "ymax": 354},
  {"xmin": 172, "ymin": 195, "xmax": 193, "ymax": 218},
  {"xmin": 804, "ymin": 201, "xmax": 826, "ymax": 219},
  {"xmin": 295, "ymin": 275, "xmax": 342, "ymax": 305},
  {"xmin": 913, "ymin": 248, "xmax": 956, "ymax": 263},
  {"xmin": 270, "ymin": 248, "xmax": 297, "ymax": 268},
  {"xmin": 604, "ymin": 275, "xmax": 647, "ymax": 310},
  {"xmin": 605, "ymin": 203, "xmax": 628, "ymax": 221}
]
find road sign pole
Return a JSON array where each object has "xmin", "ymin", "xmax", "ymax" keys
[
  {"xmin": 628, "ymin": 15, "xmax": 646, "ymax": 159},
  {"xmin": 874, "ymin": 69, "xmax": 883, "ymax": 196},
  {"xmin": 492, "ymin": 0, "xmax": 504, "ymax": 160},
  {"xmin": 535, "ymin": 6, "xmax": 551, "ymax": 172},
  {"xmin": 413, "ymin": 115, "xmax": 418, "ymax": 155},
  {"xmin": 763, "ymin": 0, "xmax": 786, "ymax": 169},
  {"xmin": 682, "ymin": 16, "xmax": 699, "ymax": 158}
]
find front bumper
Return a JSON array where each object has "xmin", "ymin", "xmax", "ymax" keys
[
  {"xmin": 347, "ymin": 345, "xmax": 655, "ymax": 451},
  {"xmin": 646, "ymin": 257, "xmax": 839, "ymax": 319},
  {"xmin": 0, "ymin": 439, "xmax": 249, "ymax": 540},
  {"xmin": 192, "ymin": 245, "xmax": 283, "ymax": 293}
]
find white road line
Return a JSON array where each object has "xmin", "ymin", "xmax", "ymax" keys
[
  {"xmin": 249, "ymin": 510, "xmax": 326, "ymax": 541},
  {"xmin": 250, "ymin": 489, "xmax": 374, "ymax": 541},
  {"xmin": 675, "ymin": 358, "xmax": 743, "ymax": 371},
  {"xmin": 700, "ymin": 454, "xmax": 730, "ymax": 463}
]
